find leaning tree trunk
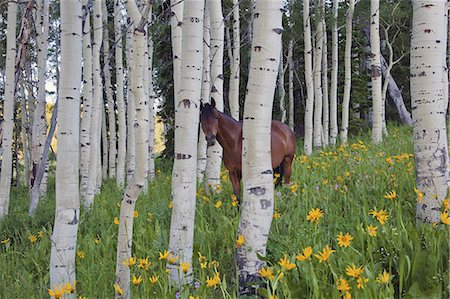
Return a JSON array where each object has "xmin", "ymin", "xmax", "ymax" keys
[
  {"xmin": 228, "ymin": 0, "xmax": 240, "ymax": 120},
  {"xmin": 167, "ymin": 0, "xmax": 204, "ymax": 286},
  {"xmin": 410, "ymin": 0, "xmax": 448, "ymax": 223},
  {"xmin": 329, "ymin": 0, "xmax": 339, "ymax": 145},
  {"xmin": 115, "ymin": 2, "xmax": 151, "ymax": 298},
  {"xmin": 197, "ymin": 4, "xmax": 211, "ymax": 182},
  {"xmin": 84, "ymin": 0, "xmax": 103, "ymax": 208},
  {"xmin": 49, "ymin": 0, "xmax": 82, "ymax": 290},
  {"xmin": 303, "ymin": 0, "xmax": 314, "ymax": 155},
  {"xmin": 340, "ymin": 0, "xmax": 355, "ymax": 144},
  {"xmin": 313, "ymin": 2, "xmax": 324, "ymax": 150},
  {"xmin": 115, "ymin": 0, "xmax": 127, "ymax": 187},
  {"xmin": 205, "ymin": 0, "xmax": 224, "ymax": 193},
  {"xmin": 236, "ymin": 0, "xmax": 282, "ymax": 295},
  {"xmin": 370, "ymin": 0, "xmax": 383, "ymax": 144},
  {"xmin": 0, "ymin": 0, "xmax": 18, "ymax": 218}
]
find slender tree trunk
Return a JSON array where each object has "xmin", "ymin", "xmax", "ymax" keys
[
  {"xmin": 84, "ymin": 0, "xmax": 103, "ymax": 208},
  {"xmin": 115, "ymin": 0, "xmax": 127, "ymax": 187},
  {"xmin": 322, "ymin": 20, "xmax": 329, "ymax": 147},
  {"xmin": 340, "ymin": 0, "xmax": 355, "ymax": 144},
  {"xmin": 197, "ymin": 3, "xmax": 211, "ymax": 182},
  {"xmin": 170, "ymin": 0, "xmax": 184, "ymax": 106},
  {"xmin": 411, "ymin": 0, "xmax": 448, "ymax": 223},
  {"xmin": 370, "ymin": 0, "xmax": 383, "ymax": 144},
  {"xmin": 101, "ymin": 103, "xmax": 108, "ymax": 180},
  {"xmin": 303, "ymin": 0, "xmax": 314, "ymax": 155},
  {"xmin": 205, "ymin": 0, "xmax": 224, "ymax": 192},
  {"xmin": 329, "ymin": 0, "xmax": 339, "ymax": 145},
  {"xmin": 288, "ymin": 40, "xmax": 294, "ymax": 131},
  {"xmin": 49, "ymin": 0, "xmax": 82, "ymax": 290},
  {"xmin": 126, "ymin": 27, "xmax": 136, "ymax": 183},
  {"xmin": 278, "ymin": 44, "xmax": 287, "ymax": 123},
  {"xmin": 229, "ymin": 0, "xmax": 240, "ymax": 120},
  {"xmin": 148, "ymin": 34, "xmax": 156, "ymax": 181},
  {"xmin": 0, "ymin": 0, "xmax": 18, "ymax": 218},
  {"xmin": 168, "ymin": 0, "xmax": 204, "ymax": 286},
  {"xmin": 236, "ymin": 0, "xmax": 282, "ymax": 295},
  {"xmin": 313, "ymin": 3, "xmax": 324, "ymax": 149},
  {"xmin": 20, "ymin": 87, "xmax": 30, "ymax": 188},
  {"xmin": 115, "ymin": 3, "xmax": 151, "ymax": 297}
]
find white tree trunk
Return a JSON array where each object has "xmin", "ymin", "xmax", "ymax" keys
[
  {"xmin": 101, "ymin": 103, "xmax": 108, "ymax": 180},
  {"xmin": 411, "ymin": 0, "xmax": 448, "ymax": 223},
  {"xmin": 168, "ymin": 0, "xmax": 204, "ymax": 286},
  {"xmin": 147, "ymin": 34, "xmax": 156, "ymax": 181},
  {"xmin": 205, "ymin": 0, "xmax": 224, "ymax": 192},
  {"xmin": 329, "ymin": 0, "xmax": 339, "ymax": 145},
  {"xmin": 115, "ymin": 3, "xmax": 151, "ymax": 298},
  {"xmin": 197, "ymin": 4, "xmax": 211, "ymax": 182},
  {"xmin": 170, "ymin": 0, "xmax": 184, "ymax": 105},
  {"xmin": 80, "ymin": 0, "xmax": 93, "ymax": 199},
  {"xmin": 370, "ymin": 0, "xmax": 383, "ymax": 144},
  {"xmin": 288, "ymin": 40, "xmax": 294, "ymax": 131},
  {"xmin": 49, "ymin": 0, "xmax": 82, "ymax": 290},
  {"xmin": 340, "ymin": 0, "xmax": 355, "ymax": 144},
  {"xmin": 103, "ymin": 0, "xmax": 117, "ymax": 179},
  {"xmin": 236, "ymin": 0, "xmax": 282, "ymax": 295},
  {"xmin": 0, "ymin": 0, "xmax": 18, "ymax": 218},
  {"xmin": 84, "ymin": 0, "xmax": 103, "ymax": 208},
  {"xmin": 126, "ymin": 27, "xmax": 136, "ymax": 183},
  {"xmin": 115, "ymin": 0, "xmax": 127, "ymax": 187},
  {"xmin": 278, "ymin": 44, "xmax": 286, "ymax": 123},
  {"xmin": 313, "ymin": 5, "xmax": 324, "ymax": 149},
  {"xmin": 322, "ymin": 20, "xmax": 329, "ymax": 147},
  {"xmin": 229, "ymin": 0, "xmax": 240, "ymax": 120},
  {"xmin": 303, "ymin": 0, "xmax": 314, "ymax": 155}
]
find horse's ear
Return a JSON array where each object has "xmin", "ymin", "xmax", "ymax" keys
[{"xmin": 211, "ymin": 98, "xmax": 216, "ymax": 108}]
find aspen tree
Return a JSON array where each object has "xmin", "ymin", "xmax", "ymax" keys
[
  {"xmin": 288, "ymin": 40, "xmax": 294, "ymax": 131},
  {"xmin": 170, "ymin": 0, "xmax": 184, "ymax": 104},
  {"xmin": 322, "ymin": 20, "xmax": 329, "ymax": 147},
  {"xmin": 370, "ymin": 0, "xmax": 383, "ymax": 143},
  {"xmin": 303, "ymin": 0, "xmax": 314, "ymax": 155},
  {"xmin": 329, "ymin": 0, "xmax": 339, "ymax": 145},
  {"xmin": 126, "ymin": 27, "xmax": 136, "ymax": 183},
  {"xmin": 313, "ymin": 1, "xmax": 324, "ymax": 149},
  {"xmin": 229, "ymin": 0, "xmax": 240, "ymax": 120}
]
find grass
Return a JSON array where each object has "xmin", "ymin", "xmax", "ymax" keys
[{"xmin": 0, "ymin": 125, "xmax": 448, "ymax": 298}]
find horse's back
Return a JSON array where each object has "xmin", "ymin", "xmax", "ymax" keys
[{"xmin": 271, "ymin": 121, "xmax": 296, "ymax": 167}]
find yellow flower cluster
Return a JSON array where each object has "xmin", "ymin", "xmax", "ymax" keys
[
  {"xmin": 306, "ymin": 208, "xmax": 324, "ymax": 224},
  {"xmin": 49, "ymin": 281, "xmax": 76, "ymax": 299}
]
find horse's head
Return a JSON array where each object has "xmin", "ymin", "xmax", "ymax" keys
[{"xmin": 200, "ymin": 98, "xmax": 219, "ymax": 147}]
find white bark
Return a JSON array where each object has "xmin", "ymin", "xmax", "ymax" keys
[
  {"xmin": 236, "ymin": 0, "xmax": 282, "ymax": 295},
  {"xmin": 229, "ymin": 0, "xmax": 240, "ymax": 120},
  {"xmin": 313, "ymin": 3, "xmax": 324, "ymax": 149},
  {"xmin": 115, "ymin": 0, "xmax": 127, "ymax": 187},
  {"xmin": 278, "ymin": 44, "xmax": 286, "ymax": 123},
  {"xmin": 0, "ymin": 0, "xmax": 18, "ymax": 218},
  {"xmin": 84, "ymin": 0, "xmax": 103, "ymax": 207},
  {"xmin": 168, "ymin": 0, "xmax": 204, "ymax": 286},
  {"xmin": 340, "ymin": 0, "xmax": 355, "ymax": 144},
  {"xmin": 303, "ymin": 0, "xmax": 314, "ymax": 155},
  {"xmin": 370, "ymin": 0, "xmax": 383, "ymax": 144},
  {"xmin": 126, "ymin": 27, "xmax": 136, "ymax": 183},
  {"xmin": 205, "ymin": 0, "xmax": 224, "ymax": 192},
  {"xmin": 322, "ymin": 20, "xmax": 329, "ymax": 147},
  {"xmin": 329, "ymin": 0, "xmax": 339, "ymax": 146},
  {"xmin": 411, "ymin": 0, "xmax": 448, "ymax": 223},
  {"xmin": 49, "ymin": 0, "xmax": 82, "ymax": 290},
  {"xmin": 148, "ymin": 35, "xmax": 156, "ymax": 181},
  {"xmin": 197, "ymin": 4, "xmax": 211, "ymax": 182},
  {"xmin": 170, "ymin": 0, "xmax": 184, "ymax": 105},
  {"xmin": 101, "ymin": 103, "xmax": 108, "ymax": 180},
  {"xmin": 288, "ymin": 40, "xmax": 294, "ymax": 131}
]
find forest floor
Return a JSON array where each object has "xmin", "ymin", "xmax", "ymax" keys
[{"xmin": 0, "ymin": 124, "xmax": 448, "ymax": 298}]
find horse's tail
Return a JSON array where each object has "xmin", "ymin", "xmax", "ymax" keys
[{"xmin": 274, "ymin": 164, "xmax": 283, "ymax": 188}]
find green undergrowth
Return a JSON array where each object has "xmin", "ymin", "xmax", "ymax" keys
[{"xmin": 0, "ymin": 125, "xmax": 448, "ymax": 298}]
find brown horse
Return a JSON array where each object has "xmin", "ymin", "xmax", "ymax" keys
[{"xmin": 200, "ymin": 99, "xmax": 296, "ymax": 202}]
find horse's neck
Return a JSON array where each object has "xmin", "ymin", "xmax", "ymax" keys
[{"xmin": 216, "ymin": 112, "xmax": 242, "ymax": 151}]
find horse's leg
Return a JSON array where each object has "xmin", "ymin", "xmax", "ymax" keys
[
  {"xmin": 229, "ymin": 169, "xmax": 241, "ymax": 202},
  {"xmin": 281, "ymin": 155, "xmax": 294, "ymax": 184}
]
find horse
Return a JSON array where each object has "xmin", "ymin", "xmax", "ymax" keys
[{"xmin": 200, "ymin": 99, "xmax": 296, "ymax": 202}]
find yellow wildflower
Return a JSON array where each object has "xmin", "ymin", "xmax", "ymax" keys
[
  {"xmin": 180, "ymin": 262, "xmax": 191, "ymax": 273},
  {"xmin": 235, "ymin": 234, "xmax": 245, "ymax": 248},
  {"xmin": 296, "ymin": 246, "xmax": 313, "ymax": 261},
  {"xmin": 278, "ymin": 256, "xmax": 296, "ymax": 271},
  {"xmin": 383, "ymin": 190, "xmax": 397, "ymax": 200},
  {"xmin": 1, "ymin": 238, "xmax": 10, "ymax": 244},
  {"xmin": 48, "ymin": 285, "xmax": 65, "ymax": 299},
  {"xmin": 114, "ymin": 217, "xmax": 120, "ymax": 225},
  {"xmin": 337, "ymin": 232, "xmax": 353, "ymax": 248},
  {"xmin": 336, "ymin": 278, "xmax": 350, "ymax": 292},
  {"xmin": 64, "ymin": 281, "xmax": 76, "ymax": 294},
  {"xmin": 122, "ymin": 257, "xmax": 136, "ymax": 267},
  {"xmin": 290, "ymin": 184, "xmax": 299, "ymax": 193},
  {"xmin": 210, "ymin": 260, "xmax": 220, "ymax": 268},
  {"xmin": 147, "ymin": 212, "xmax": 154, "ymax": 222},
  {"xmin": 168, "ymin": 201, "xmax": 173, "ymax": 209},
  {"xmin": 138, "ymin": 257, "xmax": 150, "ymax": 271},
  {"xmin": 206, "ymin": 273, "xmax": 220, "ymax": 288},
  {"xmin": 28, "ymin": 234, "xmax": 37, "ymax": 244},
  {"xmin": 357, "ymin": 276, "xmax": 369, "ymax": 289},
  {"xmin": 189, "ymin": 296, "xmax": 199, "ymax": 299},
  {"xmin": 149, "ymin": 275, "xmax": 159, "ymax": 284},
  {"xmin": 259, "ymin": 267, "xmax": 275, "ymax": 280},
  {"xmin": 344, "ymin": 291, "xmax": 352, "ymax": 299},
  {"xmin": 231, "ymin": 194, "xmax": 239, "ymax": 207},
  {"xmin": 114, "ymin": 283, "xmax": 123, "ymax": 295},
  {"xmin": 159, "ymin": 250, "xmax": 169, "ymax": 260},
  {"xmin": 314, "ymin": 245, "xmax": 335, "ymax": 263},
  {"xmin": 306, "ymin": 208, "xmax": 324, "ymax": 224},
  {"xmin": 414, "ymin": 188, "xmax": 424, "ymax": 203},
  {"xmin": 369, "ymin": 208, "xmax": 389, "ymax": 225},
  {"xmin": 367, "ymin": 224, "xmax": 378, "ymax": 237},
  {"xmin": 215, "ymin": 201, "xmax": 222, "ymax": 209},
  {"xmin": 441, "ymin": 211, "xmax": 450, "ymax": 225},
  {"xmin": 345, "ymin": 264, "xmax": 364, "ymax": 278},
  {"xmin": 132, "ymin": 275, "xmax": 143, "ymax": 286},
  {"xmin": 76, "ymin": 250, "xmax": 85, "ymax": 260},
  {"xmin": 38, "ymin": 231, "xmax": 45, "ymax": 238},
  {"xmin": 376, "ymin": 270, "xmax": 391, "ymax": 284},
  {"xmin": 168, "ymin": 254, "xmax": 179, "ymax": 264},
  {"xmin": 134, "ymin": 211, "xmax": 138, "ymax": 218},
  {"xmin": 443, "ymin": 198, "xmax": 450, "ymax": 211},
  {"xmin": 200, "ymin": 261, "xmax": 207, "ymax": 269},
  {"xmin": 273, "ymin": 212, "xmax": 281, "ymax": 219}
]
